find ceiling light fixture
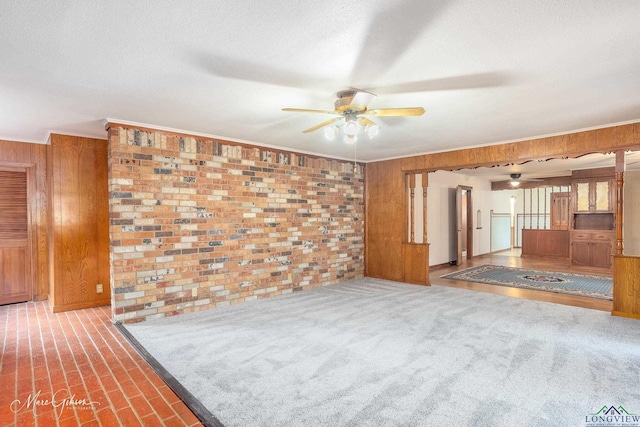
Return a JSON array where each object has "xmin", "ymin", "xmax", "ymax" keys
[
  {"xmin": 325, "ymin": 117, "xmax": 380, "ymax": 145},
  {"xmin": 365, "ymin": 123, "xmax": 379, "ymax": 139},
  {"xmin": 284, "ymin": 89, "xmax": 423, "ymax": 146},
  {"xmin": 324, "ymin": 125, "xmax": 337, "ymax": 141}
]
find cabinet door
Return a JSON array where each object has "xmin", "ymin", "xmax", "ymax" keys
[
  {"xmin": 593, "ymin": 179, "xmax": 612, "ymax": 212},
  {"xmin": 571, "ymin": 241, "xmax": 591, "ymax": 266},
  {"xmin": 551, "ymin": 192, "xmax": 569, "ymax": 230},
  {"xmin": 591, "ymin": 242, "xmax": 612, "ymax": 268},
  {"xmin": 574, "ymin": 180, "xmax": 591, "ymax": 212}
]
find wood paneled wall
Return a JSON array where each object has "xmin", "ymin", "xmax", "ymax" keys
[
  {"xmin": 613, "ymin": 255, "xmax": 640, "ymax": 320},
  {"xmin": 365, "ymin": 123, "xmax": 640, "ymax": 283},
  {"xmin": 47, "ymin": 134, "xmax": 110, "ymax": 312},
  {"xmin": 365, "ymin": 156, "xmax": 426, "ymax": 281},
  {"xmin": 0, "ymin": 139, "xmax": 48, "ymax": 300}
]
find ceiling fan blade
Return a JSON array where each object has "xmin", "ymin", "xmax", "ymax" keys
[
  {"xmin": 366, "ymin": 107, "xmax": 425, "ymax": 117},
  {"xmin": 302, "ymin": 117, "xmax": 343, "ymax": 133},
  {"xmin": 357, "ymin": 117, "xmax": 378, "ymax": 128},
  {"xmin": 282, "ymin": 108, "xmax": 337, "ymax": 115},
  {"xmin": 349, "ymin": 91, "xmax": 377, "ymax": 111}
]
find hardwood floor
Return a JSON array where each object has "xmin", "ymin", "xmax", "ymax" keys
[{"xmin": 430, "ymin": 249, "xmax": 613, "ymax": 312}]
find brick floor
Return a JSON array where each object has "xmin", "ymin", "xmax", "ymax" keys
[{"xmin": 0, "ymin": 301, "xmax": 203, "ymax": 427}]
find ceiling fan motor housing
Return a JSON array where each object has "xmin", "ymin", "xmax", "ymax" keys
[{"xmin": 334, "ymin": 90, "xmax": 362, "ymax": 113}]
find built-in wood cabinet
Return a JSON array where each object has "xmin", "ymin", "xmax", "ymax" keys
[
  {"xmin": 570, "ymin": 231, "xmax": 614, "ymax": 269},
  {"xmin": 521, "ymin": 229, "xmax": 569, "ymax": 258},
  {"xmin": 573, "ymin": 177, "xmax": 614, "ymax": 213},
  {"xmin": 570, "ymin": 167, "xmax": 615, "ymax": 270}
]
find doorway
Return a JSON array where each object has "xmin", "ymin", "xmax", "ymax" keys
[
  {"xmin": 456, "ymin": 186, "xmax": 473, "ymax": 265},
  {"xmin": 0, "ymin": 168, "xmax": 32, "ymax": 305}
]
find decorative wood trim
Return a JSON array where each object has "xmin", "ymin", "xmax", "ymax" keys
[
  {"xmin": 368, "ymin": 123, "xmax": 640, "ymax": 173},
  {"xmin": 615, "ymin": 151, "xmax": 625, "ymax": 254},
  {"xmin": 422, "ymin": 172, "xmax": 428, "ymax": 244}
]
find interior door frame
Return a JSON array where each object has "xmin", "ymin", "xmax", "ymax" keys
[
  {"xmin": 456, "ymin": 185, "xmax": 474, "ymax": 265},
  {"xmin": 0, "ymin": 162, "xmax": 35, "ymax": 304}
]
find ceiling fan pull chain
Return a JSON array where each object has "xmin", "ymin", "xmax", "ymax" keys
[{"xmin": 353, "ymin": 140, "xmax": 357, "ymax": 174}]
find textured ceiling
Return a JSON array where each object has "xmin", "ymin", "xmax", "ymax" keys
[{"xmin": 2, "ymin": 0, "xmax": 640, "ymax": 163}]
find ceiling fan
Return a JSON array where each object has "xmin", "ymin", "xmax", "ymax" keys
[
  {"xmin": 508, "ymin": 173, "xmax": 543, "ymax": 187},
  {"xmin": 282, "ymin": 90, "xmax": 425, "ymax": 144}
]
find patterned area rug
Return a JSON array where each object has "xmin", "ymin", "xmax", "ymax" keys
[{"xmin": 440, "ymin": 264, "xmax": 613, "ymax": 300}]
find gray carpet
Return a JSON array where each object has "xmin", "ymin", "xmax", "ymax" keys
[{"xmin": 125, "ymin": 278, "xmax": 640, "ymax": 427}]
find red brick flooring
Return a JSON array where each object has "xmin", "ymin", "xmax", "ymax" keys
[{"xmin": 0, "ymin": 301, "xmax": 202, "ymax": 426}]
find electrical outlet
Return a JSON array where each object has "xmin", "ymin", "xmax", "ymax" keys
[
  {"xmin": 96, "ymin": 284, "xmax": 103, "ymax": 293},
  {"xmin": 191, "ymin": 288, "xmax": 197, "ymax": 297}
]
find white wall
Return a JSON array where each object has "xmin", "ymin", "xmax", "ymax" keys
[
  {"xmin": 427, "ymin": 170, "xmax": 492, "ymax": 266},
  {"xmin": 624, "ymin": 170, "xmax": 640, "ymax": 256},
  {"xmin": 490, "ymin": 189, "xmax": 518, "ymax": 252}
]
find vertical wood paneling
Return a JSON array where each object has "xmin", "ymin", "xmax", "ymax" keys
[
  {"xmin": 365, "ymin": 160, "xmax": 405, "ymax": 281},
  {"xmin": 612, "ymin": 255, "xmax": 640, "ymax": 319},
  {"xmin": 402, "ymin": 243, "xmax": 428, "ymax": 285},
  {"xmin": 0, "ymin": 139, "xmax": 47, "ymax": 300},
  {"xmin": 95, "ymin": 140, "xmax": 110, "ymax": 299},
  {"xmin": 48, "ymin": 134, "xmax": 110, "ymax": 312},
  {"xmin": 32, "ymin": 145, "xmax": 48, "ymax": 301}
]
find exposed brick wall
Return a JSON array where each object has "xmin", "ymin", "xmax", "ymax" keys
[{"xmin": 107, "ymin": 126, "xmax": 364, "ymax": 323}]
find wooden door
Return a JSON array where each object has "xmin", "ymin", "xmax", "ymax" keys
[
  {"xmin": 591, "ymin": 242, "xmax": 612, "ymax": 269},
  {"xmin": 550, "ymin": 192, "xmax": 569, "ymax": 230},
  {"xmin": 0, "ymin": 169, "xmax": 31, "ymax": 305},
  {"xmin": 571, "ymin": 242, "xmax": 591, "ymax": 266},
  {"xmin": 456, "ymin": 186, "xmax": 463, "ymax": 265},
  {"xmin": 455, "ymin": 186, "xmax": 473, "ymax": 265}
]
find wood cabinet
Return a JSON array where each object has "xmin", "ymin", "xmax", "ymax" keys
[
  {"xmin": 570, "ymin": 231, "xmax": 613, "ymax": 269},
  {"xmin": 573, "ymin": 177, "xmax": 614, "ymax": 213},
  {"xmin": 570, "ymin": 167, "xmax": 615, "ymax": 270},
  {"xmin": 521, "ymin": 229, "xmax": 569, "ymax": 258}
]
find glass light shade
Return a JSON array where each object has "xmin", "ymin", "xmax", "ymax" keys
[
  {"xmin": 344, "ymin": 120, "xmax": 359, "ymax": 137},
  {"xmin": 324, "ymin": 125, "xmax": 337, "ymax": 141},
  {"xmin": 343, "ymin": 133, "xmax": 357, "ymax": 144},
  {"xmin": 510, "ymin": 180, "xmax": 520, "ymax": 187},
  {"xmin": 365, "ymin": 124, "xmax": 379, "ymax": 139}
]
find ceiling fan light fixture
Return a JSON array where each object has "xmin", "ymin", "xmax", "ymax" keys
[
  {"xmin": 324, "ymin": 125, "xmax": 337, "ymax": 141},
  {"xmin": 344, "ymin": 120, "xmax": 360, "ymax": 137},
  {"xmin": 343, "ymin": 133, "xmax": 357, "ymax": 144},
  {"xmin": 365, "ymin": 124, "xmax": 379, "ymax": 139},
  {"xmin": 510, "ymin": 180, "xmax": 520, "ymax": 187}
]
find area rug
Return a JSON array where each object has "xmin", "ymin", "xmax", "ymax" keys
[
  {"xmin": 123, "ymin": 278, "xmax": 640, "ymax": 427},
  {"xmin": 440, "ymin": 264, "xmax": 613, "ymax": 300}
]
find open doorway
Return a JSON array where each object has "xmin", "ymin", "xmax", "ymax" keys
[{"xmin": 456, "ymin": 185, "xmax": 473, "ymax": 265}]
